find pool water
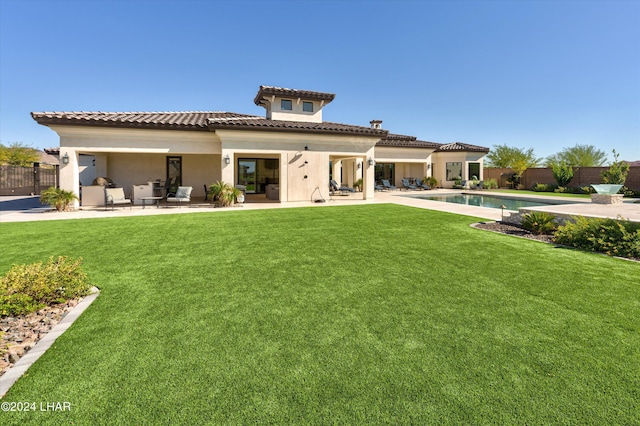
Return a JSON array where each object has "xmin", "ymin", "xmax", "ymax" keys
[{"xmin": 415, "ymin": 194, "xmax": 566, "ymax": 210}]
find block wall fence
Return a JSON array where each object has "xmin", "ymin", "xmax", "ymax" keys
[{"xmin": 483, "ymin": 166, "xmax": 640, "ymax": 191}]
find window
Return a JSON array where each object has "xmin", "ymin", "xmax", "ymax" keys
[
  {"xmin": 446, "ymin": 162, "xmax": 462, "ymax": 181},
  {"xmin": 303, "ymin": 101, "xmax": 313, "ymax": 112},
  {"xmin": 468, "ymin": 162, "xmax": 480, "ymax": 180},
  {"xmin": 375, "ymin": 163, "xmax": 395, "ymax": 184},
  {"xmin": 281, "ymin": 99, "xmax": 292, "ymax": 111}
]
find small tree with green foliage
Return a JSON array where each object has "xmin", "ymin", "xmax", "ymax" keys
[
  {"xmin": 545, "ymin": 144, "xmax": 607, "ymax": 167},
  {"xmin": 601, "ymin": 149, "xmax": 629, "ymax": 185},
  {"xmin": 552, "ymin": 162, "xmax": 574, "ymax": 187},
  {"xmin": 0, "ymin": 142, "xmax": 40, "ymax": 166}
]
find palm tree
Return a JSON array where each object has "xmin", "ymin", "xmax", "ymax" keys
[{"xmin": 40, "ymin": 187, "xmax": 78, "ymax": 211}]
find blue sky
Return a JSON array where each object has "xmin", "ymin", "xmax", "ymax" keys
[{"xmin": 1, "ymin": 0, "xmax": 639, "ymax": 162}]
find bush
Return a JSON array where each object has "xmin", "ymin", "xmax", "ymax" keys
[
  {"xmin": 532, "ymin": 183, "xmax": 557, "ymax": 192},
  {"xmin": 521, "ymin": 212, "xmax": 557, "ymax": 235},
  {"xmin": 208, "ymin": 181, "xmax": 242, "ymax": 207},
  {"xmin": 553, "ymin": 217, "xmax": 640, "ymax": 259},
  {"xmin": 552, "ymin": 162, "xmax": 574, "ymax": 187},
  {"xmin": 424, "ymin": 176, "xmax": 439, "ymax": 189},
  {"xmin": 40, "ymin": 187, "xmax": 78, "ymax": 212},
  {"xmin": 0, "ymin": 256, "xmax": 92, "ymax": 316},
  {"xmin": 483, "ymin": 178, "xmax": 498, "ymax": 189}
]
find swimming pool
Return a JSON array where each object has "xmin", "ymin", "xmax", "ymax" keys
[{"xmin": 412, "ymin": 193, "xmax": 576, "ymax": 210}]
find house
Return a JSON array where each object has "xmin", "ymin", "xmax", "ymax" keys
[{"xmin": 31, "ymin": 85, "xmax": 489, "ymax": 207}]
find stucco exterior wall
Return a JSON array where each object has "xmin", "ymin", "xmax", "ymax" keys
[
  {"xmin": 431, "ymin": 151, "xmax": 485, "ymax": 188},
  {"xmin": 106, "ymin": 153, "xmax": 220, "ymax": 199}
]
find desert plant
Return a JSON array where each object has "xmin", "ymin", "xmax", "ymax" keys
[
  {"xmin": 353, "ymin": 178, "xmax": 363, "ymax": 191},
  {"xmin": 552, "ymin": 162, "xmax": 574, "ymax": 187},
  {"xmin": 425, "ymin": 176, "xmax": 439, "ymax": 189},
  {"xmin": 532, "ymin": 183, "xmax": 556, "ymax": 192},
  {"xmin": 483, "ymin": 178, "xmax": 498, "ymax": 189},
  {"xmin": 0, "ymin": 256, "xmax": 92, "ymax": 316},
  {"xmin": 601, "ymin": 150, "xmax": 630, "ymax": 186},
  {"xmin": 40, "ymin": 187, "xmax": 78, "ymax": 211},
  {"xmin": 521, "ymin": 212, "xmax": 557, "ymax": 235},
  {"xmin": 553, "ymin": 216, "xmax": 640, "ymax": 259},
  {"xmin": 208, "ymin": 181, "xmax": 242, "ymax": 207}
]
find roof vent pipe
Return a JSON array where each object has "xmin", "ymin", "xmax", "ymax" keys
[{"xmin": 370, "ymin": 120, "xmax": 383, "ymax": 129}]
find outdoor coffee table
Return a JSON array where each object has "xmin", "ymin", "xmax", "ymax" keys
[{"xmin": 140, "ymin": 196, "xmax": 163, "ymax": 209}]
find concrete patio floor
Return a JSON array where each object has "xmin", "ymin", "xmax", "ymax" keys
[{"xmin": 1, "ymin": 190, "xmax": 638, "ymax": 223}]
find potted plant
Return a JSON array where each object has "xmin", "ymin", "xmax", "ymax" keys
[{"xmin": 353, "ymin": 178, "xmax": 363, "ymax": 192}]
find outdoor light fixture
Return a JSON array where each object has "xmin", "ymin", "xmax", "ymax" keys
[
  {"xmin": 357, "ymin": 162, "xmax": 362, "ymax": 169},
  {"xmin": 427, "ymin": 163, "xmax": 431, "ymax": 170},
  {"xmin": 304, "ymin": 160, "xmax": 309, "ymax": 165},
  {"xmin": 304, "ymin": 145, "xmax": 309, "ymax": 151},
  {"xmin": 61, "ymin": 153, "xmax": 70, "ymax": 165},
  {"xmin": 368, "ymin": 158, "xmax": 374, "ymax": 166},
  {"xmin": 500, "ymin": 205, "xmax": 506, "ymax": 222},
  {"xmin": 224, "ymin": 154, "xmax": 231, "ymax": 165}
]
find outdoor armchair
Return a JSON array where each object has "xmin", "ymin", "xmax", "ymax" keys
[
  {"xmin": 415, "ymin": 179, "xmax": 431, "ymax": 190},
  {"xmin": 104, "ymin": 187, "xmax": 132, "ymax": 210},
  {"xmin": 166, "ymin": 186, "xmax": 193, "ymax": 207}
]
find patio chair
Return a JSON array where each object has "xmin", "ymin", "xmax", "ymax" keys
[
  {"xmin": 166, "ymin": 186, "xmax": 192, "ymax": 208},
  {"xmin": 330, "ymin": 180, "xmax": 355, "ymax": 194},
  {"xmin": 382, "ymin": 179, "xmax": 397, "ymax": 191},
  {"xmin": 375, "ymin": 184, "xmax": 385, "ymax": 191},
  {"xmin": 401, "ymin": 178, "xmax": 418, "ymax": 190},
  {"xmin": 416, "ymin": 179, "xmax": 431, "ymax": 190},
  {"xmin": 104, "ymin": 187, "xmax": 132, "ymax": 210}
]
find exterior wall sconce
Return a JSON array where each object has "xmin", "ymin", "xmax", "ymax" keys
[
  {"xmin": 427, "ymin": 163, "xmax": 431, "ymax": 170},
  {"xmin": 304, "ymin": 145, "xmax": 309, "ymax": 151},
  {"xmin": 61, "ymin": 153, "xmax": 70, "ymax": 165},
  {"xmin": 224, "ymin": 154, "xmax": 231, "ymax": 165},
  {"xmin": 357, "ymin": 162, "xmax": 362, "ymax": 169},
  {"xmin": 367, "ymin": 158, "xmax": 374, "ymax": 166}
]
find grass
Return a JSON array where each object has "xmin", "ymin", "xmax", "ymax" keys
[{"xmin": 1, "ymin": 204, "xmax": 638, "ymax": 424}]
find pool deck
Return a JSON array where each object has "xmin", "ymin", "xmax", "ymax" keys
[{"xmin": 1, "ymin": 190, "xmax": 638, "ymax": 223}]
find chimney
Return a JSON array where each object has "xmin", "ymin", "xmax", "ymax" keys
[{"xmin": 370, "ymin": 120, "xmax": 382, "ymax": 129}]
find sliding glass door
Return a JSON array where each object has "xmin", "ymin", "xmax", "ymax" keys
[{"xmin": 237, "ymin": 158, "xmax": 279, "ymax": 194}]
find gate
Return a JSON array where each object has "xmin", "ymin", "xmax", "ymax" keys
[{"xmin": 0, "ymin": 163, "xmax": 59, "ymax": 196}]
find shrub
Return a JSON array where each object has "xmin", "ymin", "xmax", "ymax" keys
[
  {"xmin": 552, "ymin": 162, "xmax": 574, "ymax": 187},
  {"xmin": 521, "ymin": 211, "xmax": 557, "ymax": 235},
  {"xmin": 553, "ymin": 217, "xmax": 640, "ymax": 259},
  {"xmin": 0, "ymin": 256, "xmax": 92, "ymax": 316},
  {"xmin": 532, "ymin": 183, "xmax": 557, "ymax": 192},
  {"xmin": 40, "ymin": 187, "xmax": 78, "ymax": 211},
  {"xmin": 425, "ymin": 176, "xmax": 439, "ymax": 189},
  {"xmin": 208, "ymin": 181, "xmax": 242, "ymax": 207},
  {"xmin": 483, "ymin": 178, "xmax": 498, "ymax": 189},
  {"xmin": 601, "ymin": 149, "xmax": 629, "ymax": 185}
]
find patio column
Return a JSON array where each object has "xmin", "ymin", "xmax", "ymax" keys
[
  {"xmin": 221, "ymin": 150, "xmax": 234, "ymax": 185},
  {"xmin": 59, "ymin": 149, "xmax": 80, "ymax": 208}
]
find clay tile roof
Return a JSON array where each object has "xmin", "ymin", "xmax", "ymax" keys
[
  {"xmin": 207, "ymin": 116, "xmax": 387, "ymax": 137},
  {"xmin": 254, "ymin": 86, "xmax": 336, "ymax": 106},
  {"xmin": 377, "ymin": 133, "xmax": 441, "ymax": 149},
  {"xmin": 435, "ymin": 142, "xmax": 490, "ymax": 153},
  {"xmin": 30, "ymin": 111, "xmax": 257, "ymax": 131}
]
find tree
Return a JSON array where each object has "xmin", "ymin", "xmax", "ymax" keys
[
  {"xmin": 485, "ymin": 144, "xmax": 541, "ymax": 169},
  {"xmin": 601, "ymin": 149, "xmax": 629, "ymax": 185},
  {"xmin": 485, "ymin": 145, "xmax": 541, "ymax": 186},
  {"xmin": 552, "ymin": 162, "xmax": 574, "ymax": 187},
  {"xmin": 545, "ymin": 144, "xmax": 607, "ymax": 167},
  {"xmin": 0, "ymin": 142, "xmax": 40, "ymax": 166}
]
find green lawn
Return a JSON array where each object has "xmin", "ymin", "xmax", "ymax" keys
[{"xmin": 1, "ymin": 204, "xmax": 638, "ymax": 424}]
